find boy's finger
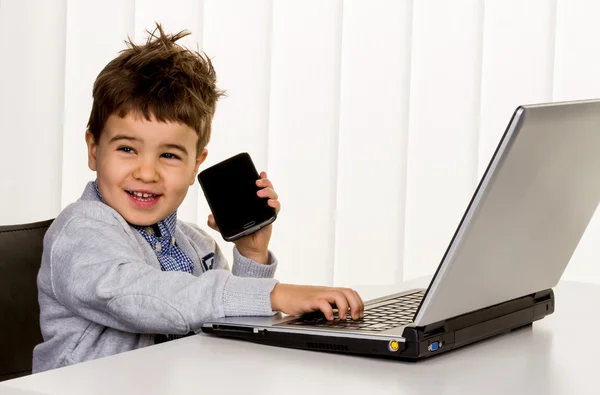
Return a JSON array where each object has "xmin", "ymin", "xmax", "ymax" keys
[
  {"xmin": 256, "ymin": 178, "xmax": 273, "ymax": 189},
  {"xmin": 353, "ymin": 290, "xmax": 365, "ymax": 317},
  {"xmin": 258, "ymin": 187, "xmax": 278, "ymax": 200},
  {"xmin": 316, "ymin": 299, "xmax": 334, "ymax": 321},
  {"xmin": 328, "ymin": 291, "xmax": 349, "ymax": 320},
  {"xmin": 268, "ymin": 199, "xmax": 281, "ymax": 213},
  {"xmin": 207, "ymin": 214, "xmax": 219, "ymax": 231},
  {"xmin": 340, "ymin": 288, "xmax": 362, "ymax": 319},
  {"xmin": 348, "ymin": 289, "xmax": 364, "ymax": 313}
]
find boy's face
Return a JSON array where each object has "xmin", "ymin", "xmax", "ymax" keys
[{"xmin": 85, "ymin": 113, "xmax": 207, "ymax": 226}]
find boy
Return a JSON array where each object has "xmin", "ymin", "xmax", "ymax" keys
[{"xmin": 32, "ymin": 24, "xmax": 364, "ymax": 373}]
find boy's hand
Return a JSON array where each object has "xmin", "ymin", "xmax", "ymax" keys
[
  {"xmin": 270, "ymin": 284, "xmax": 365, "ymax": 320},
  {"xmin": 207, "ymin": 171, "xmax": 280, "ymax": 264}
]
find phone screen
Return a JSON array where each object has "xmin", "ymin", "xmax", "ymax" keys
[{"xmin": 198, "ymin": 153, "xmax": 276, "ymax": 241}]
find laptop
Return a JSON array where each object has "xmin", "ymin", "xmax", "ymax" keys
[{"xmin": 201, "ymin": 98, "xmax": 600, "ymax": 360}]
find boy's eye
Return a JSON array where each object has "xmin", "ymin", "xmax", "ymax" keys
[
  {"xmin": 161, "ymin": 153, "xmax": 181, "ymax": 160},
  {"xmin": 117, "ymin": 146, "xmax": 135, "ymax": 154}
]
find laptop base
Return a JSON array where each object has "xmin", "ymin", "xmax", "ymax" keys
[{"xmin": 201, "ymin": 288, "xmax": 554, "ymax": 360}]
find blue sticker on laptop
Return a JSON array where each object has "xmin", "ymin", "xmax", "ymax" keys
[{"xmin": 201, "ymin": 252, "xmax": 215, "ymax": 271}]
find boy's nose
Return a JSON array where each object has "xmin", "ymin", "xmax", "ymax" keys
[{"xmin": 132, "ymin": 159, "xmax": 160, "ymax": 182}]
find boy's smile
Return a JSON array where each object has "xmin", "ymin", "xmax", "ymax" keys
[
  {"xmin": 126, "ymin": 189, "xmax": 161, "ymax": 209},
  {"xmin": 86, "ymin": 113, "xmax": 207, "ymax": 226}
]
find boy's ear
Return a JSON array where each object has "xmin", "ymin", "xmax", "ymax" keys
[
  {"xmin": 85, "ymin": 131, "xmax": 98, "ymax": 171},
  {"xmin": 190, "ymin": 148, "xmax": 208, "ymax": 185}
]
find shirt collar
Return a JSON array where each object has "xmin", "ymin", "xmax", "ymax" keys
[{"xmin": 91, "ymin": 180, "xmax": 177, "ymax": 239}]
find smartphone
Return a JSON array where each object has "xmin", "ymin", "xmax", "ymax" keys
[{"xmin": 197, "ymin": 152, "xmax": 277, "ymax": 242}]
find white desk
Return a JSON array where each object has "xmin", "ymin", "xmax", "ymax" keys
[
  {"xmin": 1, "ymin": 279, "xmax": 597, "ymax": 395},
  {"xmin": 0, "ymin": 387, "xmax": 50, "ymax": 395}
]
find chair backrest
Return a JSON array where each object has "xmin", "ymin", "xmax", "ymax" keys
[{"xmin": 0, "ymin": 219, "xmax": 53, "ymax": 382}]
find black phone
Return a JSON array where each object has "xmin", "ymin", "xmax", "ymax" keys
[{"xmin": 197, "ymin": 152, "xmax": 277, "ymax": 242}]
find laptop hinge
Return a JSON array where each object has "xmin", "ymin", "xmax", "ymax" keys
[{"xmin": 532, "ymin": 288, "xmax": 553, "ymax": 303}]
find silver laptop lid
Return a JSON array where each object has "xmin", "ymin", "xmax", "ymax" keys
[{"xmin": 414, "ymin": 99, "xmax": 600, "ymax": 326}]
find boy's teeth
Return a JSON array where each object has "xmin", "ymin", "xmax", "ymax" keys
[{"xmin": 132, "ymin": 191, "xmax": 154, "ymax": 198}]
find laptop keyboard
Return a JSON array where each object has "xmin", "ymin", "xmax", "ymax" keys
[{"xmin": 285, "ymin": 290, "xmax": 425, "ymax": 332}]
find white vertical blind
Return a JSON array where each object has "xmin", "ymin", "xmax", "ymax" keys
[
  {"xmin": 333, "ymin": 0, "xmax": 413, "ymax": 287},
  {"xmin": 402, "ymin": 0, "xmax": 484, "ymax": 280},
  {"xmin": 267, "ymin": 0, "xmax": 343, "ymax": 285},
  {"xmin": 1, "ymin": 0, "xmax": 600, "ymax": 287},
  {"xmin": 0, "ymin": 0, "xmax": 66, "ymax": 221}
]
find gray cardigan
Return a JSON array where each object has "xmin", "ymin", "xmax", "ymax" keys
[{"xmin": 33, "ymin": 182, "xmax": 279, "ymax": 373}]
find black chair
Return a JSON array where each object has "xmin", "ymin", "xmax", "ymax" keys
[{"xmin": 0, "ymin": 219, "xmax": 53, "ymax": 382}]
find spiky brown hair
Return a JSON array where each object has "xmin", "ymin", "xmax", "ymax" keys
[{"xmin": 87, "ymin": 23, "xmax": 224, "ymax": 155}]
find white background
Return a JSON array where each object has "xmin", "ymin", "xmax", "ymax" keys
[{"xmin": 1, "ymin": 0, "xmax": 599, "ymax": 287}]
